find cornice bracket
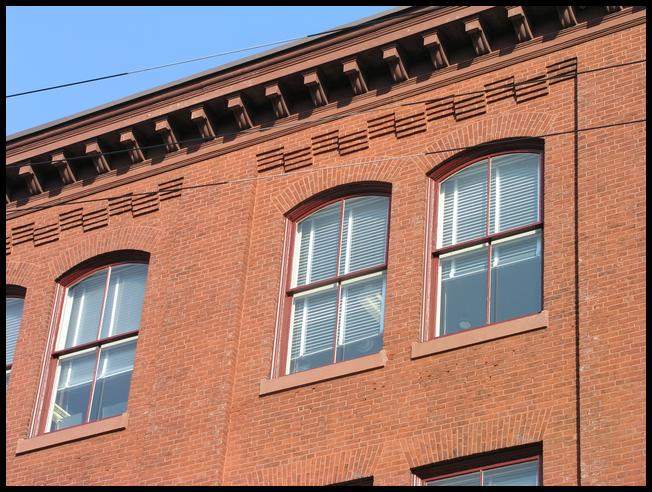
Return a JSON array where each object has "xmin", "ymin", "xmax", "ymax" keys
[
  {"xmin": 119, "ymin": 129, "xmax": 146, "ymax": 163},
  {"xmin": 557, "ymin": 6, "xmax": 578, "ymax": 28},
  {"xmin": 422, "ymin": 30, "xmax": 449, "ymax": 69},
  {"xmin": 264, "ymin": 83, "xmax": 290, "ymax": 119},
  {"xmin": 19, "ymin": 163, "xmax": 44, "ymax": 195},
  {"xmin": 85, "ymin": 139, "xmax": 111, "ymax": 174},
  {"xmin": 51, "ymin": 151, "xmax": 76, "ymax": 184},
  {"xmin": 605, "ymin": 6, "xmax": 622, "ymax": 13},
  {"xmin": 507, "ymin": 6, "xmax": 534, "ymax": 43},
  {"xmin": 227, "ymin": 95, "xmax": 253, "ymax": 130},
  {"xmin": 342, "ymin": 57, "xmax": 369, "ymax": 95},
  {"xmin": 464, "ymin": 17, "xmax": 492, "ymax": 56},
  {"xmin": 190, "ymin": 105, "xmax": 216, "ymax": 140},
  {"xmin": 303, "ymin": 70, "xmax": 328, "ymax": 107},
  {"xmin": 382, "ymin": 44, "xmax": 409, "ymax": 83},
  {"xmin": 154, "ymin": 118, "xmax": 181, "ymax": 153}
]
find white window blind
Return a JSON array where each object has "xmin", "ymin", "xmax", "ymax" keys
[
  {"xmin": 339, "ymin": 196, "xmax": 389, "ymax": 275},
  {"xmin": 440, "ymin": 160, "xmax": 488, "ymax": 247},
  {"xmin": 295, "ymin": 202, "xmax": 341, "ymax": 286},
  {"xmin": 6, "ymin": 297, "xmax": 25, "ymax": 366},
  {"xmin": 62, "ymin": 270, "xmax": 107, "ymax": 348},
  {"xmin": 489, "ymin": 153, "xmax": 540, "ymax": 233},
  {"xmin": 290, "ymin": 287, "xmax": 338, "ymax": 362},
  {"xmin": 338, "ymin": 273, "xmax": 386, "ymax": 347},
  {"xmin": 100, "ymin": 264, "xmax": 148, "ymax": 339}
]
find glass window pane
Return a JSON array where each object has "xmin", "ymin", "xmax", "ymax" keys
[
  {"xmin": 490, "ymin": 232, "xmax": 542, "ymax": 324},
  {"xmin": 337, "ymin": 273, "xmax": 386, "ymax": 362},
  {"xmin": 439, "ymin": 246, "xmax": 488, "ymax": 335},
  {"xmin": 295, "ymin": 202, "xmax": 341, "ymax": 286},
  {"xmin": 490, "ymin": 153, "xmax": 540, "ymax": 233},
  {"xmin": 6, "ymin": 297, "xmax": 25, "ymax": 366},
  {"xmin": 62, "ymin": 270, "xmax": 108, "ymax": 348},
  {"xmin": 90, "ymin": 339, "xmax": 137, "ymax": 421},
  {"xmin": 428, "ymin": 471, "xmax": 482, "ymax": 486},
  {"xmin": 339, "ymin": 196, "xmax": 389, "ymax": 275},
  {"xmin": 484, "ymin": 460, "xmax": 539, "ymax": 486},
  {"xmin": 50, "ymin": 350, "xmax": 97, "ymax": 431},
  {"xmin": 100, "ymin": 264, "xmax": 148, "ymax": 339},
  {"xmin": 289, "ymin": 286, "xmax": 338, "ymax": 374},
  {"xmin": 440, "ymin": 160, "xmax": 488, "ymax": 247}
]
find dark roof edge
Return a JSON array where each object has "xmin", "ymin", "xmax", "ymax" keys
[{"xmin": 6, "ymin": 6, "xmax": 428, "ymax": 143}]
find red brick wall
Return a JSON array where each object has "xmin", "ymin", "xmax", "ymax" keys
[{"xmin": 6, "ymin": 22, "xmax": 645, "ymax": 486}]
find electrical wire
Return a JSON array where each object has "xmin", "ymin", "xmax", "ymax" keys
[
  {"xmin": 6, "ymin": 8, "xmax": 427, "ymax": 98},
  {"xmin": 6, "ymin": 58, "xmax": 646, "ymax": 170},
  {"xmin": 6, "ymin": 117, "xmax": 646, "ymax": 215}
]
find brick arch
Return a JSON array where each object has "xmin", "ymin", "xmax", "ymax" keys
[
  {"xmin": 271, "ymin": 157, "xmax": 406, "ymax": 215},
  {"xmin": 399, "ymin": 407, "xmax": 552, "ymax": 470},
  {"xmin": 6, "ymin": 260, "xmax": 47, "ymax": 288},
  {"xmin": 415, "ymin": 111, "xmax": 557, "ymax": 174},
  {"xmin": 45, "ymin": 224, "xmax": 163, "ymax": 280},
  {"xmin": 236, "ymin": 443, "xmax": 383, "ymax": 486}
]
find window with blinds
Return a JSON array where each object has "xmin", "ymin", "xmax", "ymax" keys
[
  {"xmin": 435, "ymin": 152, "xmax": 542, "ymax": 336},
  {"xmin": 6, "ymin": 296, "xmax": 25, "ymax": 389},
  {"xmin": 286, "ymin": 195, "xmax": 389, "ymax": 375},
  {"xmin": 44, "ymin": 262, "xmax": 148, "ymax": 433}
]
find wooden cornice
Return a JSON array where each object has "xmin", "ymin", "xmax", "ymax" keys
[{"xmin": 5, "ymin": 6, "xmax": 645, "ymax": 218}]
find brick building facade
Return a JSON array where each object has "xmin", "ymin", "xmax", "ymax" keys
[{"xmin": 6, "ymin": 6, "xmax": 646, "ymax": 486}]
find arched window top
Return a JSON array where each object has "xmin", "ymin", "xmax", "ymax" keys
[
  {"xmin": 56, "ymin": 250, "xmax": 149, "ymax": 286},
  {"xmin": 285, "ymin": 181, "xmax": 391, "ymax": 221},
  {"xmin": 428, "ymin": 138, "xmax": 543, "ymax": 182}
]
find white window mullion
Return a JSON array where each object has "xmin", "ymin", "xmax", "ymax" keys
[
  {"xmin": 299, "ymin": 296, "xmax": 309, "ymax": 357},
  {"xmin": 306, "ymin": 223, "xmax": 315, "ymax": 285},
  {"xmin": 494, "ymin": 164, "xmax": 501, "ymax": 234},
  {"xmin": 344, "ymin": 207, "xmax": 354, "ymax": 275},
  {"xmin": 452, "ymin": 180, "xmax": 459, "ymax": 244},
  {"xmin": 338, "ymin": 286, "xmax": 348, "ymax": 346}
]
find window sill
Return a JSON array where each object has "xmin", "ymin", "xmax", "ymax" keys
[
  {"xmin": 15, "ymin": 413, "xmax": 129, "ymax": 455},
  {"xmin": 260, "ymin": 350, "xmax": 388, "ymax": 396},
  {"xmin": 411, "ymin": 311, "xmax": 548, "ymax": 359}
]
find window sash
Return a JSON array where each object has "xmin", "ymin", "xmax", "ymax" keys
[
  {"xmin": 287, "ymin": 271, "xmax": 386, "ymax": 375},
  {"xmin": 6, "ymin": 296, "xmax": 25, "ymax": 367},
  {"xmin": 425, "ymin": 457, "xmax": 540, "ymax": 486},
  {"xmin": 291, "ymin": 196, "xmax": 389, "ymax": 291},
  {"xmin": 45, "ymin": 336, "xmax": 137, "ymax": 433},
  {"xmin": 56, "ymin": 263, "xmax": 148, "ymax": 352}
]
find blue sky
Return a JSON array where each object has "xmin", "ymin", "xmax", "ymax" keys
[{"xmin": 6, "ymin": 6, "xmax": 393, "ymax": 136}]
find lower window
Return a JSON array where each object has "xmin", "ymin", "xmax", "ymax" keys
[
  {"xmin": 415, "ymin": 444, "xmax": 542, "ymax": 487},
  {"xmin": 42, "ymin": 262, "xmax": 148, "ymax": 433}
]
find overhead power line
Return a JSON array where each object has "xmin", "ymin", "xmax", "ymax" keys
[
  {"xmin": 6, "ymin": 9, "xmax": 425, "ymax": 98},
  {"xmin": 5, "ymin": 58, "xmax": 646, "ymax": 171},
  {"xmin": 7, "ymin": 117, "xmax": 646, "ymax": 215}
]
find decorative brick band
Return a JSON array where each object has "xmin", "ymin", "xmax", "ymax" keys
[
  {"xmin": 6, "ymin": 177, "xmax": 184, "ymax": 255},
  {"xmin": 256, "ymin": 57, "xmax": 577, "ymax": 174}
]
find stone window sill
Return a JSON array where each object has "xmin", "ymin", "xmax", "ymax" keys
[
  {"xmin": 15, "ymin": 413, "xmax": 129, "ymax": 455},
  {"xmin": 260, "ymin": 350, "xmax": 387, "ymax": 396},
  {"xmin": 411, "ymin": 311, "xmax": 549, "ymax": 359}
]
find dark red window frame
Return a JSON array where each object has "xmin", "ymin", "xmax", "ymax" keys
[
  {"xmin": 6, "ymin": 285, "xmax": 27, "ymax": 378},
  {"xmin": 37, "ymin": 256, "xmax": 148, "ymax": 435},
  {"xmin": 274, "ymin": 182, "xmax": 392, "ymax": 378},
  {"xmin": 426, "ymin": 142, "xmax": 544, "ymax": 340},
  {"xmin": 414, "ymin": 442, "xmax": 543, "ymax": 486}
]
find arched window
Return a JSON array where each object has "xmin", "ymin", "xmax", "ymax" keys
[
  {"xmin": 6, "ymin": 285, "xmax": 26, "ymax": 390},
  {"xmin": 429, "ymin": 148, "xmax": 543, "ymax": 338},
  {"xmin": 40, "ymin": 256, "xmax": 149, "ymax": 433},
  {"xmin": 277, "ymin": 186, "xmax": 391, "ymax": 376}
]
